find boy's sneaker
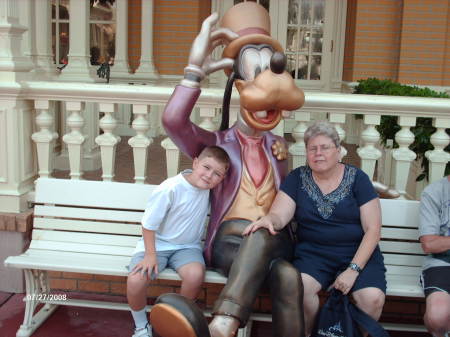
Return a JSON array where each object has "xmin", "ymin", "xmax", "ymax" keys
[{"xmin": 132, "ymin": 323, "xmax": 152, "ymax": 337}]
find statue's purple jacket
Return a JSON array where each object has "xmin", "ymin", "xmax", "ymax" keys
[{"xmin": 162, "ymin": 85, "xmax": 288, "ymax": 265}]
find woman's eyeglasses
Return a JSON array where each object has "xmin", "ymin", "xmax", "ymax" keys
[{"xmin": 306, "ymin": 144, "xmax": 336, "ymax": 154}]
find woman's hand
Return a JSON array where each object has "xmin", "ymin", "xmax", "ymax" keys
[
  {"xmin": 242, "ymin": 216, "xmax": 278, "ymax": 236},
  {"xmin": 332, "ymin": 268, "xmax": 359, "ymax": 295}
]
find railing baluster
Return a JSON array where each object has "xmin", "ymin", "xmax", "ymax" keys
[
  {"xmin": 198, "ymin": 107, "xmax": 217, "ymax": 131},
  {"xmin": 128, "ymin": 104, "xmax": 152, "ymax": 184},
  {"xmin": 392, "ymin": 116, "xmax": 417, "ymax": 198},
  {"xmin": 31, "ymin": 100, "xmax": 57, "ymax": 178},
  {"xmin": 161, "ymin": 137, "xmax": 179, "ymax": 179},
  {"xmin": 357, "ymin": 115, "xmax": 381, "ymax": 180},
  {"xmin": 62, "ymin": 101, "xmax": 85, "ymax": 180},
  {"xmin": 289, "ymin": 111, "xmax": 310, "ymax": 169},
  {"xmin": 425, "ymin": 117, "xmax": 450, "ymax": 183},
  {"xmin": 95, "ymin": 103, "xmax": 120, "ymax": 181},
  {"xmin": 329, "ymin": 113, "xmax": 347, "ymax": 160}
]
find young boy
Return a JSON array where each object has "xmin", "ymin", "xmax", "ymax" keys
[{"xmin": 127, "ymin": 146, "xmax": 230, "ymax": 337}]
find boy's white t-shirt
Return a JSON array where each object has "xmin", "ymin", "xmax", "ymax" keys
[{"xmin": 133, "ymin": 170, "xmax": 210, "ymax": 254}]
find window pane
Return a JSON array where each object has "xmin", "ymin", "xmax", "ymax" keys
[
  {"xmin": 313, "ymin": 0, "xmax": 325, "ymax": 25},
  {"xmin": 59, "ymin": 23, "xmax": 69, "ymax": 64},
  {"xmin": 90, "ymin": 0, "xmax": 116, "ymax": 21},
  {"xmin": 288, "ymin": 0, "xmax": 298, "ymax": 24},
  {"xmin": 311, "ymin": 28, "xmax": 323, "ymax": 53},
  {"xmin": 52, "ymin": 1, "xmax": 56, "ymax": 19},
  {"xmin": 59, "ymin": 0, "xmax": 70, "ymax": 20},
  {"xmin": 286, "ymin": 28, "xmax": 298, "ymax": 52},
  {"xmin": 90, "ymin": 23, "xmax": 116, "ymax": 65},
  {"xmin": 311, "ymin": 55, "xmax": 321, "ymax": 80},
  {"xmin": 298, "ymin": 27, "xmax": 309, "ymax": 53},
  {"xmin": 296, "ymin": 55, "xmax": 308, "ymax": 79},
  {"xmin": 300, "ymin": 0, "xmax": 311, "ymax": 25},
  {"xmin": 52, "ymin": 22, "xmax": 56, "ymax": 63}
]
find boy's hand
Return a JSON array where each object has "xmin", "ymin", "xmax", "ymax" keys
[{"xmin": 131, "ymin": 253, "xmax": 158, "ymax": 280}]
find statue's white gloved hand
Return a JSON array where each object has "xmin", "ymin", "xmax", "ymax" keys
[{"xmin": 182, "ymin": 13, "xmax": 238, "ymax": 87}]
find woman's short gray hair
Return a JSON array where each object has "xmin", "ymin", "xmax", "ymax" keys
[{"xmin": 304, "ymin": 121, "xmax": 340, "ymax": 148}]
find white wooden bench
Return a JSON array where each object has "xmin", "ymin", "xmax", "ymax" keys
[{"xmin": 4, "ymin": 177, "xmax": 426, "ymax": 336}]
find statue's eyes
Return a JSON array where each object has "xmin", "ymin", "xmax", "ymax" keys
[{"xmin": 240, "ymin": 47, "xmax": 273, "ymax": 81}]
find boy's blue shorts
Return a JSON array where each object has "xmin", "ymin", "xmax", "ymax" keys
[{"xmin": 127, "ymin": 248, "xmax": 205, "ymax": 280}]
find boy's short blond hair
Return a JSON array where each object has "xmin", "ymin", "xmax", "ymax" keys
[{"xmin": 198, "ymin": 146, "xmax": 230, "ymax": 171}]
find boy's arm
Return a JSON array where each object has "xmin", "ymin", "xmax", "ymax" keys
[{"xmin": 130, "ymin": 228, "xmax": 159, "ymax": 280}]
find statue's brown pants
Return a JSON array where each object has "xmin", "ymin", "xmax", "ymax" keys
[{"xmin": 211, "ymin": 220, "xmax": 305, "ymax": 337}]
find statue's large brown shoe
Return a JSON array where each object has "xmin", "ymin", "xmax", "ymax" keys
[{"xmin": 149, "ymin": 293, "xmax": 211, "ymax": 337}]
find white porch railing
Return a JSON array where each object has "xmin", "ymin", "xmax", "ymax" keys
[{"xmin": 1, "ymin": 81, "xmax": 449, "ymax": 211}]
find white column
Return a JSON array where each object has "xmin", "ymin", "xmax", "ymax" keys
[
  {"xmin": 62, "ymin": 101, "xmax": 86, "ymax": 180},
  {"xmin": 161, "ymin": 137, "xmax": 179, "ymax": 178},
  {"xmin": 392, "ymin": 116, "xmax": 417, "ymax": 199},
  {"xmin": 425, "ymin": 117, "xmax": 450, "ymax": 183},
  {"xmin": 18, "ymin": 0, "xmax": 33, "ymax": 59},
  {"xmin": 110, "ymin": 0, "xmax": 130, "ymax": 79},
  {"xmin": 0, "ymin": 98, "xmax": 36, "ymax": 212},
  {"xmin": 289, "ymin": 110, "xmax": 310, "ymax": 169},
  {"xmin": 32, "ymin": 0, "xmax": 56, "ymax": 79},
  {"xmin": 31, "ymin": 100, "xmax": 58, "ymax": 179},
  {"xmin": 133, "ymin": 0, "xmax": 158, "ymax": 79},
  {"xmin": 95, "ymin": 103, "xmax": 120, "ymax": 181},
  {"xmin": 0, "ymin": 0, "xmax": 33, "ymax": 82},
  {"xmin": 356, "ymin": 114, "xmax": 382, "ymax": 180},
  {"xmin": 128, "ymin": 104, "xmax": 152, "ymax": 184},
  {"xmin": 58, "ymin": 0, "xmax": 96, "ymax": 82},
  {"xmin": 329, "ymin": 112, "xmax": 347, "ymax": 160}
]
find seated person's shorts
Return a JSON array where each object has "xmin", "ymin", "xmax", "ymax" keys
[
  {"xmin": 421, "ymin": 266, "xmax": 450, "ymax": 297},
  {"xmin": 128, "ymin": 248, "xmax": 205, "ymax": 280}
]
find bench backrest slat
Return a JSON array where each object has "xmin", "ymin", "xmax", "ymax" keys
[
  {"xmin": 35, "ymin": 178, "xmax": 155, "ymax": 210},
  {"xmin": 386, "ymin": 264, "xmax": 422, "ymax": 277},
  {"xmin": 379, "ymin": 199, "xmax": 420, "ymax": 228},
  {"xmin": 30, "ymin": 239, "xmax": 136, "ymax": 256},
  {"xmin": 383, "ymin": 253, "xmax": 423, "ymax": 267},
  {"xmin": 379, "ymin": 241, "xmax": 423, "ymax": 255},
  {"xmin": 32, "ymin": 229, "xmax": 139, "ymax": 247},
  {"xmin": 381, "ymin": 228, "xmax": 419, "ymax": 241},
  {"xmin": 35, "ymin": 205, "xmax": 144, "ymax": 223},
  {"xmin": 33, "ymin": 218, "xmax": 142, "ymax": 235}
]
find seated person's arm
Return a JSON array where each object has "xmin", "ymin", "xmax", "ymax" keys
[
  {"xmin": 130, "ymin": 228, "xmax": 159, "ymax": 280},
  {"xmin": 334, "ymin": 198, "xmax": 382, "ymax": 294},
  {"xmin": 351, "ymin": 198, "xmax": 382, "ymax": 269},
  {"xmin": 243, "ymin": 191, "xmax": 296, "ymax": 235},
  {"xmin": 419, "ymin": 189, "xmax": 450, "ymax": 254},
  {"xmin": 420, "ymin": 235, "xmax": 450, "ymax": 254}
]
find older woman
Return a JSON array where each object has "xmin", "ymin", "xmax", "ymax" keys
[{"xmin": 243, "ymin": 121, "xmax": 386, "ymax": 335}]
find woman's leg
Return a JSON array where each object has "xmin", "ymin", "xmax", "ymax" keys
[
  {"xmin": 177, "ymin": 262, "xmax": 206, "ymax": 300},
  {"xmin": 300, "ymin": 273, "xmax": 322, "ymax": 336},
  {"xmin": 351, "ymin": 287, "xmax": 385, "ymax": 321}
]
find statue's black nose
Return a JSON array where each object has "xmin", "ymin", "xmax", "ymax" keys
[{"xmin": 270, "ymin": 52, "xmax": 286, "ymax": 74}]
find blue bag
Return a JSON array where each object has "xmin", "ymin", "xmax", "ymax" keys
[{"xmin": 311, "ymin": 289, "xmax": 390, "ymax": 337}]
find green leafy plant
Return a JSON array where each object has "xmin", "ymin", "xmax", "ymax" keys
[{"xmin": 353, "ymin": 78, "xmax": 450, "ymax": 181}]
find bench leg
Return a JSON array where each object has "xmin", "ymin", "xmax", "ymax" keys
[
  {"xmin": 16, "ymin": 270, "xmax": 58, "ymax": 337},
  {"xmin": 236, "ymin": 320, "xmax": 253, "ymax": 337}
]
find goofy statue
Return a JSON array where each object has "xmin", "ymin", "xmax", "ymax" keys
[{"xmin": 150, "ymin": 3, "xmax": 306, "ymax": 337}]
